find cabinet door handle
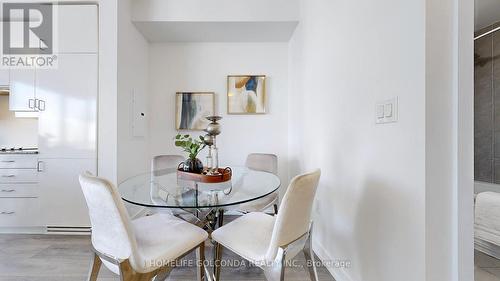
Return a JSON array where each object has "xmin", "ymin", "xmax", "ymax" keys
[
  {"xmin": 1, "ymin": 189, "xmax": 14, "ymax": 192},
  {"xmin": 28, "ymin": 99, "xmax": 35, "ymax": 109},
  {"xmin": 38, "ymin": 100, "xmax": 45, "ymax": 111},
  {"xmin": 37, "ymin": 161, "xmax": 44, "ymax": 172},
  {"xmin": 0, "ymin": 161, "xmax": 15, "ymax": 163},
  {"xmin": 1, "ymin": 175, "xmax": 15, "ymax": 178},
  {"xmin": 0, "ymin": 211, "xmax": 15, "ymax": 215}
]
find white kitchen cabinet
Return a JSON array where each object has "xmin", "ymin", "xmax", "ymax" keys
[
  {"xmin": 0, "ymin": 184, "xmax": 38, "ymax": 198},
  {"xmin": 40, "ymin": 158, "xmax": 95, "ymax": 227},
  {"xmin": 35, "ymin": 5, "xmax": 98, "ymax": 230},
  {"xmin": 0, "ymin": 198, "xmax": 41, "ymax": 227},
  {"xmin": 0, "ymin": 69, "xmax": 9, "ymax": 86},
  {"xmin": 36, "ymin": 54, "xmax": 97, "ymax": 158},
  {"xmin": 0, "ymin": 169, "xmax": 38, "ymax": 183},
  {"xmin": 0, "ymin": 4, "xmax": 98, "ymax": 232},
  {"xmin": 9, "ymin": 69, "xmax": 36, "ymax": 111},
  {"xmin": 57, "ymin": 5, "xmax": 98, "ymax": 53},
  {"xmin": 0, "ymin": 155, "xmax": 38, "ymax": 169},
  {"xmin": 0, "ymin": 154, "xmax": 39, "ymax": 227}
]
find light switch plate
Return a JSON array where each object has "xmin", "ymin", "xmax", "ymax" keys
[
  {"xmin": 384, "ymin": 103, "xmax": 393, "ymax": 117},
  {"xmin": 376, "ymin": 97, "xmax": 398, "ymax": 124},
  {"xmin": 376, "ymin": 104, "xmax": 385, "ymax": 119}
]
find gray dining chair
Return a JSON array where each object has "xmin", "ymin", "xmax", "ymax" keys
[
  {"xmin": 238, "ymin": 153, "xmax": 279, "ymax": 214},
  {"xmin": 212, "ymin": 169, "xmax": 321, "ymax": 281},
  {"xmin": 79, "ymin": 172, "xmax": 208, "ymax": 281}
]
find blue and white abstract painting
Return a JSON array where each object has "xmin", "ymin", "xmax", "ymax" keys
[
  {"xmin": 227, "ymin": 75, "xmax": 266, "ymax": 114},
  {"xmin": 176, "ymin": 92, "xmax": 214, "ymax": 130}
]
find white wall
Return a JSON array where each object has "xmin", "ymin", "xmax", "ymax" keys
[
  {"xmin": 97, "ymin": 0, "xmax": 119, "ymax": 184},
  {"xmin": 425, "ymin": 0, "xmax": 454, "ymax": 279},
  {"xmin": 117, "ymin": 0, "xmax": 150, "ymax": 182},
  {"xmin": 148, "ymin": 42, "xmax": 289, "ymax": 188},
  {"xmin": 0, "ymin": 96, "xmax": 38, "ymax": 148},
  {"xmin": 425, "ymin": 0, "xmax": 474, "ymax": 280},
  {"xmin": 114, "ymin": 1, "xmax": 475, "ymax": 279},
  {"xmin": 457, "ymin": 0, "xmax": 475, "ymax": 279},
  {"xmin": 288, "ymin": 0, "xmax": 426, "ymax": 280}
]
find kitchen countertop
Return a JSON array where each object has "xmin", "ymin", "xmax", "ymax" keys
[{"xmin": 0, "ymin": 151, "xmax": 38, "ymax": 154}]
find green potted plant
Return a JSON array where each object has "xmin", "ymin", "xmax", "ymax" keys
[{"xmin": 174, "ymin": 134, "xmax": 206, "ymax": 173}]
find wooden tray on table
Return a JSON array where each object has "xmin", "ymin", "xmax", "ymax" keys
[{"xmin": 177, "ymin": 167, "xmax": 232, "ymax": 183}]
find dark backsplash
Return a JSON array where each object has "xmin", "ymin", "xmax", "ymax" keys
[{"xmin": 475, "ymin": 22, "xmax": 500, "ymax": 183}]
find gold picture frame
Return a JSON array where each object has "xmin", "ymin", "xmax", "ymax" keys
[
  {"xmin": 175, "ymin": 92, "xmax": 215, "ymax": 131},
  {"xmin": 227, "ymin": 75, "xmax": 266, "ymax": 114}
]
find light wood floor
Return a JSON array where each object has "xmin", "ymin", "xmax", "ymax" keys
[{"xmin": 0, "ymin": 234, "xmax": 335, "ymax": 281}]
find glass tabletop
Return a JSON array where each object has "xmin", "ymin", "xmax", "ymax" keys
[{"xmin": 118, "ymin": 166, "xmax": 281, "ymax": 209}]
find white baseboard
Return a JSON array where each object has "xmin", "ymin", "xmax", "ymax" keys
[
  {"xmin": 46, "ymin": 226, "xmax": 91, "ymax": 235},
  {"xmin": 313, "ymin": 239, "xmax": 354, "ymax": 281},
  {"xmin": 0, "ymin": 226, "xmax": 93, "ymax": 235}
]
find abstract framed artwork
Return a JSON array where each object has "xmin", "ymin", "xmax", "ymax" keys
[
  {"xmin": 227, "ymin": 75, "xmax": 266, "ymax": 114},
  {"xmin": 175, "ymin": 92, "xmax": 215, "ymax": 131}
]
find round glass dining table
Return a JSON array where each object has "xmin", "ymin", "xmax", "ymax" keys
[
  {"xmin": 119, "ymin": 166, "xmax": 280, "ymax": 211},
  {"xmin": 119, "ymin": 166, "xmax": 280, "ymax": 280}
]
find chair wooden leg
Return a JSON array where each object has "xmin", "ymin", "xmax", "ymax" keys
[
  {"xmin": 196, "ymin": 242, "xmax": 205, "ymax": 281},
  {"xmin": 138, "ymin": 272, "xmax": 157, "ymax": 281},
  {"xmin": 87, "ymin": 253, "xmax": 102, "ymax": 281},
  {"xmin": 119, "ymin": 260, "xmax": 133, "ymax": 281},
  {"xmin": 119, "ymin": 260, "xmax": 157, "ymax": 281}
]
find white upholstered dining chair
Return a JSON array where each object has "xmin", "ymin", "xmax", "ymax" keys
[
  {"xmin": 79, "ymin": 172, "xmax": 208, "ymax": 281},
  {"xmin": 128, "ymin": 155, "xmax": 185, "ymax": 219},
  {"xmin": 150, "ymin": 154, "xmax": 185, "ymax": 209},
  {"xmin": 212, "ymin": 169, "xmax": 321, "ymax": 281},
  {"xmin": 149, "ymin": 154, "xmax": 201, "ymax": 223},
  {"xmin": 239, "ymin": 153, "xmax": 279, "ymax": 214},
  {"xmin": 152, "ymin": 155, "xmax": 185, "ymax": 176}
]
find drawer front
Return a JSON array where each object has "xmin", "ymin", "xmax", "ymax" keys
[
  {"xmin": 0, "ymin": 184, "xmax": 38, "ymax": 198},
  {"xmin": 0, "ymin": 169, "xmax": 38, "ymax": 183},
  {"xmin": 0, "ymin": 155, "xmax": 38, "ymax": 169},
  {"xmin": 0, "ymin": 198, "xmax": 40, "ymax": 226}
]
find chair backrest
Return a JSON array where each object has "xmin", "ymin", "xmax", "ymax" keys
[
  {"xmin": 265, "ymin": 169, "xmax": 321, "ymax": 261},
  {"xmin": 151, "ymin": 155, "xmax": 185, "ymax": 206},
  {"xmin": 245, "ymin": 153, "xmax": 278, "ymax": 174},
  {"xmin": 79, "ymin": 173, "xmax": 138, "ymax": 264},
  {"xmin": 152, "ymin": 155, "xmax": 185, "ymax": 176}
]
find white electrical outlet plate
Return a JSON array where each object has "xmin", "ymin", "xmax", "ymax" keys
[{"xmin": 376, "ymin": 97, "xmax": 398, "ymax": 124}]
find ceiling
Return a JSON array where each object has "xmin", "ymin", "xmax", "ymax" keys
[
  {"xmin": 133, "ymin": 21, "xmax": 298, "ymax": 42},
  {"xmin": 476, "ymin": 0, "xmax": 500, "ymax": 31}
]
